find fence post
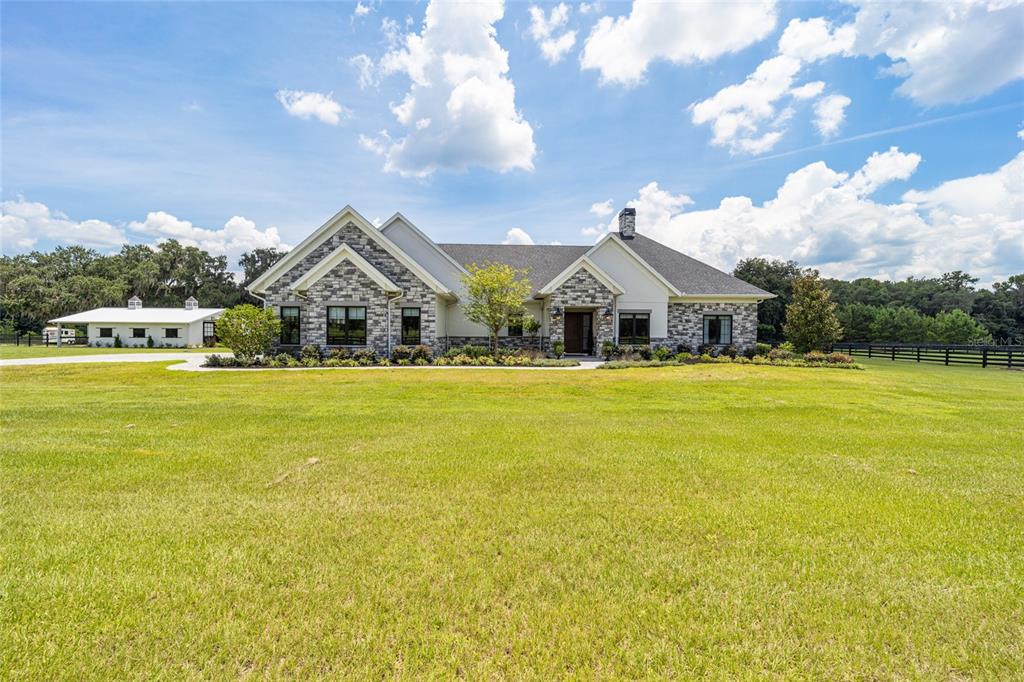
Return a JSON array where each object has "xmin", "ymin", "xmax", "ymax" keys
[
  {"xmin": 916, "ymin": 347, "xmax": 920, "ymax": 363},
  {"xmin": 868, "ymin": 345, "xmax": 872, "ymax": 358},
  {"xmin": 1009, "ymin": 351, "xmax": 1014, "ymax": 369},
  {"xmin": 982, "ymin": 349, "xmax": 988, "ymax": 368},
  {"xmin": 945, "ymin": 348, "xmax": 949, "ymax": 366},
  {"xmin": 891, "ymin": 346, "xmax": 896, "ymax": 361}
]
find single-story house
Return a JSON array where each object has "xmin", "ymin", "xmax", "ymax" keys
[
  {"xmin": 247, "ymin": 205, "xmax": 774, "ymax": 356},
  {"xmin": 49, "ymin": 297, "xmax": 223, "ymax": 348}
]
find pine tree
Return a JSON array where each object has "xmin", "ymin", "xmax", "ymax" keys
[{"xmin": 784, "ymin": 275, "xmax": 843, "ymax": 352}]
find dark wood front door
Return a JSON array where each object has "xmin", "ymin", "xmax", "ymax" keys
[{"xmin": 563, "ymin": 312, "xmax": 593, "ymax": 354}]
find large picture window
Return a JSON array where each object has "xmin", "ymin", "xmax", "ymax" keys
[
  {"xmin": 327, "ymin": 306, "xmax": 367, "ymax": 345},
  {"xmin": 703, "ymin": 314, "xmax": 732, "ymax": 345},
  {"xmin": 401, "ymin": 308, "xmax": 421, "ymax": 345},
  {"xmin": 280, "ymin": 306, "xmax": 300, "ymax": 345},
  {"xmin": 618, "ymin": 312, "xmax": 650, "ymax": 345}
]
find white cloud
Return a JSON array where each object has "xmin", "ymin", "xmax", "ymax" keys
[
  {"xmin": 690, "ymin": 17, "xmax": 854, "ymax": 154},
  {"xmin": 129, "ymin": 212, "xmax": 290, "ymax": 260},
  {"xmin": 1018, "ymin": 126, "xmax": 1024, "ymax": 141},
  {"xmin": 354, "ymin": 2, "xmax": 372, "ymax": 18},
  {"xmin": 813, "ymin": 94, "xmax": 851, "ymax": 138},
  {"xmin": 580, "ymin": 0, "xmax": 777, "ymax": 87},
  {"xmin": 349, "ymin": 54, "xmax": 377, "ymax": 89},
  {"xmin": 363, "ymin": 0, "xmax": 536, "ymax": 177},
  {"xmin": 589, "ymin": 199, "xmax": 614, "ymax": 217},
  {"xmin": 502, "ymin": 227, "xmax": 534, "ymax": 245},
  {"xmin": 528, "ymin": 4, "xmax": 577, "ymax": 64},
  {"xmin": 1, "ymin": 199, "xmax": 127, "ymax": 251},
  {"xmin": 850, "ymin": 0, "xmax": 1024, "ymax": 105},
  {"xmin": 1, "ymin": 201, "xmax": 291, "ymax": 264},
  {"xmin": 591, "ymin": 147, "xmax": 1023, "ymax": 283},
  {"xmin": 275, "ymin": 90, "xmax": 347, "ymax": 126},
  {"xmin": 690, "ymin": 2, "xmax": 1024, "ymax": 153}
]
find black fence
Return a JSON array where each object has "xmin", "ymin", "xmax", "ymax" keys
[
  {"xmin": 0, "ymin": 334, "xmax": 88, "ymax": 347},
  {"xmin": 832, "ymin": 343, "xmax": 1024, "ymax": 369}
]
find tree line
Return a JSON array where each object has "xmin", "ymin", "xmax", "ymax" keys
[
  {"xmin": 733, "ymin": 258, "xmax": 1024, "ymax": 345},
  {"xmin": 0, "ymin": 242, "xmax": 285, "ymax": 333}
]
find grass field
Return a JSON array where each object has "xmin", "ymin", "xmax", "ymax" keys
[
  {"xmin": 0, "ymin": 344, "xmax": 224, "ymax": 360},
  {"xmin": 2, "ymin": 360, "xmax": 1021, "ymax": 678}
]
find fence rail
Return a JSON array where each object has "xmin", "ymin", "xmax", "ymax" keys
[
  {"xmin": 832, "ymin": 342, "xmax": 1024, "ymax": 369},
  {"xmin": 0, "ymin": 334, "xmax": 88, "ymax": 347}
]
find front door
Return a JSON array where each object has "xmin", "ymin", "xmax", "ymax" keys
[{"xmin": 563, "ymin": 312, "xmax": 593, "ymax": 354}]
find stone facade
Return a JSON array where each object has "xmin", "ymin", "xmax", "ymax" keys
[
  {"xmin": 445, "ymin": 335, "xmax": 548, "ymax": 351},
  {"xmin": 667, "ymin": 301, "xmax": 758, "ymax": 351},
  {"xmin": 548, "ymin": 268, "xmax": 614, "ymax": 352},
  {"xmin": 264, "ymin": 221, "xmax": 438, "ymax": 355}
]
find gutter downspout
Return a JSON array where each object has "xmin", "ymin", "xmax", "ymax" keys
[
  {"xmin": 386, "ymin": 290, "xmax": 403, "ymax": 358},
  {"xmin": 445, "ymin": 299, "xmax": 456, "ymax": 351},
  {"xmin": 612, "ymin": 293, "xmax": 620, "ymax": 345}
]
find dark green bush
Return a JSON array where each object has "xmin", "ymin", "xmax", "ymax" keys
[
  {"xmin": 720, "ymin": 344, "xmax": 739, "ymax": 358},
  {"xmin": 411, "ymin": 344, "xmax": 433, "ymax": 362},
  {"xmin": 301, "ymin": 344, "xmax": 321, "ymax": 362},
  {"xmin": 755, "ymin": 342, "xmax": 772, "ymax": 357},
  {"xmin": 352, "ymin": 348, "xmax": 377, "ymax": 365},
  {"xmin": 391, "ymin": 345, "xmax": 412, "ymax": 361}
]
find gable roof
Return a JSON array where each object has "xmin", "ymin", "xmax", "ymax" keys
[
  {"xmin": 50, "ymin": 308, "xmax": 223, "ymax": 324},
  {"xmin": 537, "ymin": 255, "xmax": 625, "ymax": 296},
  {"xmin": 247, "ymin": 206, "xmax": 453, "ymax": 297},
  {"xmin": 289, "ymin": 243, "xmax": 400, "ymax": 293},
  {"xmin": 438, "ymin": 243, "xmax": 588, "ymax": 297},
  {"xmin": 585, "ymin": 233, "xmax": 683, "ymax": 296},
  {"xmin": 616, "ymin": 234, "xmax": 773, "ymax": 297},
  {"xmin": 380, "ymin": 213, "xmax": 470, "ymax": 277}
]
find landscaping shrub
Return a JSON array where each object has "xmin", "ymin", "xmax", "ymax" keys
[
  {"xmin": 768, "ymin": 347, "xmax": 795, "ymax": 361},
  {"xmin": 720, "ymin": 344, "xmax": 739, "ymax": 358},
  {"xmin": 114, "ymin": 334, "xmax": 122, "ymax": 348},
  {"xmin": 205, "ymin": 354, "xmax": 224, "ymax": 367},
  {"xmin": 676, "ymin": 342, "xmax": 692, "ymax": 354},
  {"xmin": 216, "ymin": 304, "xmax": 281, "ymax": 364},
  {"xmin": 742, "ymin": 347, "xmax": 757, "ymax": 359},
  {"xmin": 147, "ymin": 335, "xmax": 155, "ymax": 348},
  {"xmin": 391, "ymin": 345, "xmax": 412, "ymax": 362},
  {"xmin": 301, "ymin": 344, "xmax": 322, "ymax": 362},
  {"xmin": 804, "ymin": 351, "xmax": 828, "ymax": 363},
  {"xmin": 411, "ymin": 344, "xmax": 433, "ymax": 362},
  {"xmin": 601, "ymin": 340, "xmax": 616, "ymax": 360},
  {"xmin": 352, "ymin": 348, "xmax": 377, "ymax": 365},
  {"xmin": 329, "ymin": 347, "xmax": 350, "ymax": 360},
  {"xmin": 755, "ymin": 342, "xmax": 772, "ymax": 357},
  {"xmin": 552, "ymin": 341, "xmax": 565, "ymax": 359},
  {"xmin": 444, "ymin": 344, "xmax": 489, "ymax": 359},
  {"xmin": 652, "ymin": 346, "xmax": 673, "ymax": 361},
  {"xmin": 697, "ymin": 343, "xmax": 716, "ymax": 357},
  {"xmin": 826, "ymin": 352, "xmax": 855, "ymax": 364}
]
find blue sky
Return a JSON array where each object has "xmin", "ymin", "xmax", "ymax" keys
[{"xmin": 2, "ymin": 0, "xmax": 1022, "ymax": 283}]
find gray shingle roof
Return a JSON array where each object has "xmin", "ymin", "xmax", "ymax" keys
[
  {"xmin": 438, "ymin": 234, "xmax": 772, "ymax": 298},
  {"xmin": 616, "ymin": 234, "xmax": 773, "ymax": 296},
  {"xmin": 439, "ymin": 243, "xmax": 588, "ymax": 296}
]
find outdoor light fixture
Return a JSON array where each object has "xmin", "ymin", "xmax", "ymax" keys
[
  {"xmin": 551, "ymin": 306, "xmax": 562, "ymax": 319},
  {"xmin": 602, "ymin": 306, "xmax": 613, "ymax": 319}
]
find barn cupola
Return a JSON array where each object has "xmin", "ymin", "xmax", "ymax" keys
[
  {"xmin": 128, "ymin": 295, "xmax": 142, "ymax": 310},
  {"xmin": 185, "ymin": 296, "xmax": 199, "ymax": 311},
  {"xmin": 618, "ymin": 207, "xmax": 636, "ymax": 239}
]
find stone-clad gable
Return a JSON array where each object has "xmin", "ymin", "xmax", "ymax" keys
[
  {"xmin": 549, "ymin": 268, "xmax": 614, "ymax": 350},
  {"xmin": 264, "ymin": 221, "xmax": 438, "ymax": 353}
]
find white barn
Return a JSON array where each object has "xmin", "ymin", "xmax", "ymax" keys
[{"xmin": 49, "ymin": 296, "xmax": 223, "ymax": 348}]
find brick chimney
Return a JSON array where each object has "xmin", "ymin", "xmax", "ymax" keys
[{"xmin": 618, "ymin": 207, "xmax": 636, "ymax": 239}]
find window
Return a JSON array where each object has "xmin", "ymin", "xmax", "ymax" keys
[
  {"xmin": 506, "ymin": 317, "xmax": 523, "ymax": 337},
  {"xmin": 703, "ymin": 315, "xmax": 732, "ymax": 345},
  {"xmin": 401, "ymin": 308, "xmax": 421, "ymax": 345},
  {"xmin": 280, "ymin": 307, "xmax": 300, "ymax": 345},
  {"xmin": 132, "ymin": 328, "xmax": 146, "ymax": 338},
  {"xmin": 99, "ymin": 328, "xmax": 113, "ymax": 338},
  {"xmin": 164, "ymin": 328, "xmax": 179, "ymax": 339},
  {"xmin": 618, "ymin": 312, "xmax": 650, "ymax": 345},
  {"xmin": 203, "ymin": 321, "xmax": 215, "ymax": 341},
  {"xmin": 327, "ymin": 306, "xmax": 367, "ymax": 345}
]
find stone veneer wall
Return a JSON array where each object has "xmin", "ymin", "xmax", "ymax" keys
[
  {"xmin": 548, "ymin": 268, "xmax": 614, "ymax": 351},
  {"xmin": 445, "ymin": 336, "xmax": 548, "ymax": 352},
  {"xmin": 667, "ymin": 301, "xmax": 758, "ymax": 351},
  {"xmin": 264, "ymin": 221, "xmax": 438, "ymax": 355}
]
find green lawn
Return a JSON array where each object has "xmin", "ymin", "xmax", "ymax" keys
[
  {"xmin": 0, "ymin": 344, "xmax": 224, "ymax": 359},
  {"xmin": 2, "ymin": 360, "xmax": 1021, "ymax": 678}
]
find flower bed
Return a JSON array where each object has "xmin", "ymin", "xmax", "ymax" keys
[
  {"xmin": 202, "ymin": 343, "xmax": 578, "ymax": 369},
  {"xmin": 598, "ymin": 351, "xmax": 862, "ymax": 370}
]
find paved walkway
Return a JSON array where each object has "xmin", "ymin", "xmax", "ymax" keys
[{"xmin": 1, "ymin": 352, "xmax": 605, "ymax": 371}]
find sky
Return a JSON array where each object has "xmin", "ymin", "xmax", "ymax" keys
[{"xmin": 2, "ymin": 0, "xmax": 1023, "ymax": 284}]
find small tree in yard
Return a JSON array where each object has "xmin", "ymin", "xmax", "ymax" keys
[
  {"xmin": 522, "ymin": 313, "xmax": 541, "ymax": 349},
  {"xmin": 216, "ymin": 304, "xmax": 281, "ymax": 364},
  {"xmin": 461, "ymin": 262, "xmax": 532, "ymax": 352},
  {"xmin": 784, "ymin": 274, "xmax": 843, "ymax": 352}
]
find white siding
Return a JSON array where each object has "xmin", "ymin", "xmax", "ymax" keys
[
  {"xmin": 588, "ymin": 239, "xmax": 672, "ymax": 338},
  {"xmin": 382, "ymin": 218, "xmax": 465, "ymax": 293},
  {"xmin": 83, "ymin": 314, "xmax": 218, "ymax": 347}
]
